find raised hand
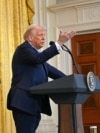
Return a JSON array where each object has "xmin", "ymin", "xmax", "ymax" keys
[{"xmin": 57, "ymin": 30, "xmax": 76, "ymax": 46}]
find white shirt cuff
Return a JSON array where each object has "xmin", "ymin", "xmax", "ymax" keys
[{"xmin": 55, "ymin": 42, "xmax": 62, "ymax": 52}]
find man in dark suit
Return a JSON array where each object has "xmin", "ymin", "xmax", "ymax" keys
[{"xmin": 7, "ymin": 24, "xmax": 76, "ymax": 133}]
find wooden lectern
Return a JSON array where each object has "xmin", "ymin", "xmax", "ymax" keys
[{"xmin": 30, "ymin": 74, "xmax": 100, "ymax": 133}]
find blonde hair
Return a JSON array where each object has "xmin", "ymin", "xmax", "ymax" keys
[{"xmin": 23, "ymin": 24, "xmax": 46, "ymax": 41}]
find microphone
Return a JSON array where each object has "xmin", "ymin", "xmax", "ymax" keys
[
  {"xmin": 61, "ymin": 44, "xmax": 80, "ymax": 74},
  {"xmin": 49, "ymin": 41, "xmax": 55, "ymax": 45}
]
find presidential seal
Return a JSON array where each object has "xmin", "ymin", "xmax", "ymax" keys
[{"xmin": 87, "ymin": 72, "xmax": 96, "ymax": 92}]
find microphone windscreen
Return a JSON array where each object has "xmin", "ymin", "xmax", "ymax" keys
[{"xmin": 49, "ymin": 41, "xmax": 54, "ymax": 45}]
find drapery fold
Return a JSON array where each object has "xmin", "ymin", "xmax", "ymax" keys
[
  {"xmin": 26, "ymin": 0, "xmax": 35, "ymax": 24},
  {"xmin": 0, "ymin": 0, "xmax": 34, "ymax": 132}
]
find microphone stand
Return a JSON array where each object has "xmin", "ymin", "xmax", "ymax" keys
[
  {"xmin": 61, "ymin": 44, "xmax": 80, "ymax": 74},
  {"xmin": 58, "ymin": 45, "xmax": 80, "ymax": 133},
  {"xmin": 49, "ymin": 41, "xmax": 80, "ymax": 74}
]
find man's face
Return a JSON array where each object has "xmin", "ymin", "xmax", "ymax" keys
[{"xmin": 31, "ymin": 28, "xmax": 46, "ymax": 49}]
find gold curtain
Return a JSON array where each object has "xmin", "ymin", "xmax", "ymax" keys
[{"xmin": 0, "ymin": 0, "xmax": 34, "ymax": 132}]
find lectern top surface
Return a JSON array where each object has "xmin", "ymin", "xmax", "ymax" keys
[{"xmin": 30, "ymin": 74, "xmax": 100, "ymax": 94}]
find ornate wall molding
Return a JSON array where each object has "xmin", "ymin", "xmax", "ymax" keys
[
  {"xmin": 49, "ymin": 0, "xmax": 100, "ymax": 11},
  {"xmin": 49, "ymin": 0, "xmax": 100, "ymax": 33}
]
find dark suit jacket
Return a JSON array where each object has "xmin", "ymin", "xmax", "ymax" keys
[{"xmin": 7, "ymin": 41, "xmax": 66, "ymax": 116}]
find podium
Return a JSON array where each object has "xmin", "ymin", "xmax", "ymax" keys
[{"xmin": 30, "ymin": 74, "xmax": 100, "ymax": 133}]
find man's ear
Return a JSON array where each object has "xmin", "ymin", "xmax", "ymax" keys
[{"xmin": 28, "ymin": 35, "xmax": 33, "ymax": 42}]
